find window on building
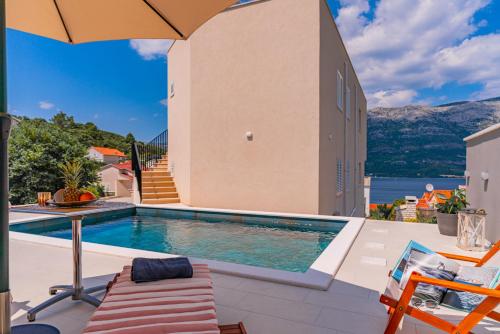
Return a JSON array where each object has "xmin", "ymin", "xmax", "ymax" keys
[
  {"xmin": 358, "ymin": 162, "xmax": 363, "ymax": 184},
  {"xmin": 337, "ymin": 71, "xmax": 343, "ymax": 111},
  {"xmin": 346, "ymin": 160, "xmax": 351, "ymax": 192},
  {"xmin": 336, "ymin": 159, "xmax": 343, "ymax": 193},
  {"xmin": 358, "ymin": 108, "xmax": 362, "ymax": 133},
  {"xmin": 355, "ymin": 85, "xmax": 359, "ymax": 113},
  {"xmin": 346, "ymin": 87, "xmax": 351, "ymax": 120}
]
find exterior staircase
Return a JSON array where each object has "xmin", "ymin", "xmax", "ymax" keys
[{"xmin": 141, "ymin": 154, "xmax": 181, "ymax": 204}]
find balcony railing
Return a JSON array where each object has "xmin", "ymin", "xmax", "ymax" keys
[{"xmin": 131, "ymin": 130, "xmax": 168, "ymax": 198}]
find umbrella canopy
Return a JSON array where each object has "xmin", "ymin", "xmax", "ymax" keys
[
  {"xmin": 6, "ymin": 0, "xmax": 235, "ymax": 43},
  {"xmin": 0, "ymin": 1, "xmax": 236, "ymax": 333}
]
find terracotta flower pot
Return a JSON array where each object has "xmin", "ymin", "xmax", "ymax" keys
[{"xmin": 436, "ymin": 212, "xmax": 458, "ymax": 236}]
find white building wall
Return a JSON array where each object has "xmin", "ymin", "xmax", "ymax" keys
[
  {"xmin": 465, "ymin": 124, "xmax": 500, "ymax": 242},
  {"xmin": 87, "ymin": 148, "xmax": 104, "ymax": 162},
  {"xmin": 168, "ymin": 0, "xmax": 367, "ymax": 216},
  {"xmin": 99, "ymin": 167, "xmax": 132, "ymax": 197}
]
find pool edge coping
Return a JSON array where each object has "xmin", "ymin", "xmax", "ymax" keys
[{"xmin": 9, "ymin": 206, "xmax": 365, "ymax": 290}]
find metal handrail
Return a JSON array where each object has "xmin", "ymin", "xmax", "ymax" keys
[
  {"xmin": 131, "ymin": 142, "xmax": 142, "ymax": 198},
  {"xmin": 131, "ymin": 130, "xmax": 168, "ymax": 199}
]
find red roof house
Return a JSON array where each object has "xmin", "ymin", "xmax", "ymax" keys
[
  {"xmin": 87, "ymin": 146, "xmax": 127, "ymax": 164},
  {"xmin": 417, "ymin": 190, "xmax": 453, "ymax": 209}
]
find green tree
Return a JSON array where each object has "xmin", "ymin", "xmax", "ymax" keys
[
  {"xmin": 50, "ymin": 111, "xmax": 133, "ymax": 155},
  {"xmin": 51, "ymin": 111, "xmax": 76, "ymax": 130},
  {"xmin": 125, "ymin": 133, "xmax": 136, "ymax": 145},
  {"xmin": 8, "ymin": 119, "xmax": 100, "ymax": 205}
]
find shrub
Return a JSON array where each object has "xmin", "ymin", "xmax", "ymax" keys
[
  {"xmin": 437, "ymin": 189, "xmax": 467, "ymax": 214},
  {"xmin": 9, "ymin": 119, "xmax": 99, "ymax": 204},
  {"xmin": 416, "ymin": 211, "xmax": 437, "ymax": 224},
  {"xmin": 82, "ymin": 183, "xmax": 105, "ymax": 198}
]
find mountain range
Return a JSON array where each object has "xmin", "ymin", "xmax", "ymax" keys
[{"xmin": 366, "ymin": 97, "xmax": 500, "ymax": 177}]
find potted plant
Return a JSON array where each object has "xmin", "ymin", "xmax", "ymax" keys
[{"xmin": 436, "ymin": 189, "xmax": 467, "ymax": 236}]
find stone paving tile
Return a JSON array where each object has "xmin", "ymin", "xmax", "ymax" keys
[
  {"xmin": 235, "ymin": 276, "xmax": 311, "ymax": 302},
  {"xmin": 214, "ymin": 305, "xmax": 251, "ymax": 325},
  {"xmin": 211, "ymin": 272, "xmax": 245, "ymax": 289},
  {"xmin": 236, "ymin": 292, "xmax": 323, "ymax": 324},
  {"xmin": 243, "ymin": 312, "xmax": 338, "ymax": 334},
  {"xmin": 305, "ymin": 289, "xmax": 387, "ymax": 317},
  {"xmin": 326, "ymin": 279, "xmax": 372, "ymax": 298},
  {"xmin": 315, "ymin": 307, "xmax": 388, "ymax": 333},
  {"xmin": 214, "ymin": 286, "xmax": 249, "ymax": 307}
]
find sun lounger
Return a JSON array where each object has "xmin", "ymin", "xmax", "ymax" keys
[{"xmin": 83, "ymin": 264, "xmax": 222, "ymax": 333}]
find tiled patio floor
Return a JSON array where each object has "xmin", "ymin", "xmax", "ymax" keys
[{"xmin": 8, "ymin": 215, "xmax": 500, "ymax": 333}]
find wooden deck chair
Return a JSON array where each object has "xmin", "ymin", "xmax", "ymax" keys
[{"xmin": 380, "ymin": 240, "xmax": 500, "ymax": 334}]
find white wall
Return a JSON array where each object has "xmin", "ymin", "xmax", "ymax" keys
[
  {"xmin": 167, "ymin": 0, "xmax": 367, "ymax": 215},
  {"xmin": 168, "ymin": 39, "xmax": 192, "ymax": 204},
  {"xmin": 102, "ymin": 155, "xmax": 122, "ymax": 165},
  {"xmin": 87, "ymin": 148, "xmax": 104, "ymax": 162},
  {"xmin": 466, "ymin": 127, "xmax": 500, "ymax": 241},
  {"xmin": 99, "ymin": 167, "xmax": 132, "ymax": 197}
]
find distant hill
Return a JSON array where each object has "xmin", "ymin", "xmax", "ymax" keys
[{"xmin": 366, "ymin": 97, "xmax": 500, "ymax": 177}]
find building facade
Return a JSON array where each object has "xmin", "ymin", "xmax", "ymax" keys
[
  {"xmin": 464, "ymin": 123, "xmax": 500, "ymax": 241},
  {"xmin": 87, "ymin": 146, "xmax": 127, "ymax": 165},
  {"xmin": 99, "ymin": 161, "xmax": 133, "ymax": 197},
  {"xmin": 167, "ymin": 0, "xmax": 367, "ymax": 216}
]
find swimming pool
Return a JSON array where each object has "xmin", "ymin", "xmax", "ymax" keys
[
  {"xmin": 10, "ymin": 206, "xmax": 364, "ymax": 289},
  {"xmin": 10, "ymin": 207, "xmax": 344, "ymax": 272}
]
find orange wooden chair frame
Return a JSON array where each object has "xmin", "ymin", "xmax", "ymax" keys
[{"xmin": 380, "ymin": 240, "xmax": 500, "ymax": 334}]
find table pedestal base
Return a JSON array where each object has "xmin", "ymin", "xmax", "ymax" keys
[
  {"xmin": 27, "ymin": 284, "xmax": 106, "ymax": 322},
  {"xmin": 26, "ymin": 217, "xmax": 107, "ymax": 322}
]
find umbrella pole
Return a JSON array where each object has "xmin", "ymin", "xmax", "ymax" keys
[{"xmin": 0, "ymin": 0, "xmax": 12, "ymax": 332}]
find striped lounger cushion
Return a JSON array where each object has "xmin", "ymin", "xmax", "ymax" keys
[{"xmin": 83, "ymin": 264, "xmax": 220, "ymax": 334}]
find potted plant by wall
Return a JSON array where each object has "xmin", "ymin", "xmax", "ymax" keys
[{"xmin": 436, "ymin": 189, "xmax": 467, "ymax": 236}]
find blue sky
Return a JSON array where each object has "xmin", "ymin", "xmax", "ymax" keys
[
  {"xmin": 7, "ymin": 31, "xmax": 168, "ymax": 141},
  {"xmin": 6, "ymin": 0, "xmax": 500, "ymax": 140},
  {"xmin": 328, "ymin": 0, "xmax": 500, "ymax": 107}
]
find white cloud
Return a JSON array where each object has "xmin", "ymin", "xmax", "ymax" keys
[
  {"xmin": 335, "ymin": 0, "xmax": 498, "ymax": 107},
  {"xmin": 433, "ymin": 34, "xmax": 500, "ymax": 99},
  {"xmin": 129, "ymin": 39, "xmax": 173, "ymax": 60},
  {"xmin": 39, "ymin": 101, "xmax": 55, "ymax": 110},
  {"xmin": 93, "ymin": 113, "xmax": 99, "ymax": 119},
  {"xmin": 336, "ymin": 0, "xmax": 369, "ymax": 40},
  {"xmin": 129, "ymin": 117, "xmax": 138, "ymax": 122},
  {"xmin": 159, "ymin": 98, "xmax": 168, "ymax": 106},
  {"xmin": 369, "ymin": 89, "xmax": 418, "ymax": 108}
]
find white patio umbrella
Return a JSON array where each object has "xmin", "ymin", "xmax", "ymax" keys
[{"xmin": 0, "ymin": 1, "xmax": 236, "ymax": 333}]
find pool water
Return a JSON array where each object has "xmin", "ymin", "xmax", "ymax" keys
[{"xmin": 32, "ymin": 214, "xmax": 340, "ymax": 272}]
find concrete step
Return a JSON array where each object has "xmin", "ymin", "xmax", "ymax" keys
[
  {"xmin": 142, "ymin": 176, "xmax": 173, "ymax": 183},
  {"xmin": 142, "ymin": 192, "xmax": 179, "ymax": 199},
  {"xmin": 142, "ymin": 185, "xmax": 176, "ymax": 192},
  {"xmin": 142, "ymin": 198, "xmax": 180, "ymax": 204},
  {"xmin": 142, "ymin": 180, "xmax": 175, "ymax": 188},
  {"xmin": 143, "ymin": 171, "xmax": 170, "ymax": 177}
]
